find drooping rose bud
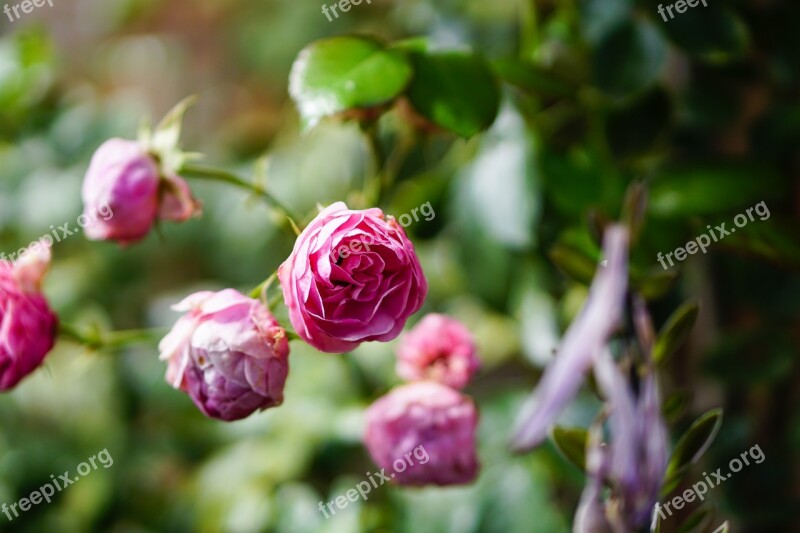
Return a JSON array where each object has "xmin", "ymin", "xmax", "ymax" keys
[
  {"xmin": 81, "ymin": 138, "xmax": 200, "ymax": 245},
  {"xmin": 0, "ymin": 243, "xmax": 58, "ymax": 391},
  {"xmin": 396, "ymin": 313, "xmax": 480, "ymax": 389},
  {"xmin": 158, "ymin": 289, "xmax": 290, "ymax": 421},
  {"xmin": 364, "ymin": 381, "xmax": 479, "ymax": 486},
  {"xmin": 278, "ymin": 202, "xmax": 427, "ymax": 353}
]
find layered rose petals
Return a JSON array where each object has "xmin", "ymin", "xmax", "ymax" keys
[
  {"xmin": 158, "ymin": 289, "xmax": 290, "ymax": 421},
  {"xmin": 279, "ymin": 202, "xmax": 427, "ymax": 353}
]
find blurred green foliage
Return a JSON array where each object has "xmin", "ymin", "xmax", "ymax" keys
[{"xmin": 1, "ymin": 0, "xmax": 799, "ymax": 531}]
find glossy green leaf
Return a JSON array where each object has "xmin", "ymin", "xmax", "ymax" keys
[
  {"xmin": 654, "ymin": 301, "xmax": 700, "ymax": 364},
  {"xmin": 550, "ymin": 426, "xmax": 588, "ymax": 471},
  {"xmin": 404, "ymin": 49, "xmax": 501, "ymax": 137},
  {"xmin": 289, "ymin": 35, "xmax": 412, "ymax": 129}
]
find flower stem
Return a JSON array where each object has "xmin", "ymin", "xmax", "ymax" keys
[
  {"xmin": 180, "ymin": 163, "xmax": 302, "ymax": 231},
  {"xmin": 59, "ymin": 323, "xmax": 167, "ymax": 350}
]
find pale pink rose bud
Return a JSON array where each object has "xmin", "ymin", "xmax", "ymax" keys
[
  {"xmin": 158, "ymin": 289, "xmax": 290, "ymax": 421},
  {"xmin": 396, "ymin": 313, "xmax": 480, "ymax": 389},
  {"xmin": 81, "ymin": 138, "xmax": 200, "ymax": 245},
  {"xmin": 0, "ymin": 243, "xmax": 58, "ymax": 391},
  {"xmin": 364, "ymin": 381, "xmax": 479, "ymax": 486},
  {"xmin": 278, "ymin": 202, "xmax": 428, "ymax": 353}
]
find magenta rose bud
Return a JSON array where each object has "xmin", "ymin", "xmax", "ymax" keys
[
  {"xmin": 0, "ymin": 244, "xmax": 58, "ymax": 391},
  {"xmin": 158, "ymin": 289, "xmax": 290, "ymax": 421},
  {"xmin": 278, "ymin": 202, "xmax": 428, "ymax": 353},
  {"xmin": 81, "ymin": 138, "xmax": 200, "ymax": 245},
  {"xmin": 397, "ymin": 313, "xmax": 480, "ymax": 389},
  {"xmin": 364, "ymin": 381, "xmax": 479, "ymax": 486}
]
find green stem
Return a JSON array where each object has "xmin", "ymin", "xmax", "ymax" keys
[
  {"xmin": 180, "ymin": 163, "xmax": 303, "ymax": 229},
  {"xmin": 59, "ymin": 323, "xmax": 167, "ymax": 350},
  {"xmin": 250, "ymin": 271, "xmax": 277, "ymax": 299}
]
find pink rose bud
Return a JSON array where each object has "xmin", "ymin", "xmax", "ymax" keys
[
  {"xmin": 278, "ymin": 202, "xmax": 427, "ymax": 353},
  {"xmin": 364, "ymin": 381, "xmax": 479, "ymax": 486},
  {"xmin": 0, "ymin": 243, "xmax": 58, "ymax": 391},
  {"xmin": 81, "ymin": 138, "xmax": 200, "ymax": 245},
  {"xmin": 397, "ymin": 313, "xmax": 480, "ymax": 389},
  {"xmin": 158, "ymin": 289, "xmax": 290, "ymax": 421}
]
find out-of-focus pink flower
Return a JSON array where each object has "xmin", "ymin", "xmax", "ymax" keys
[
  {"xmin": 0, "ymin": 243, "xmax": 58, "ymax": 391},
  {"xmin": 81, "ymin": 138, "xmax": 200, "ymax": 245},
  {"xmin": 278, "ymin": 202, "xmax": 427, "ymax": 353},
  {"xmin": 396, "ymin": 313, "xmax": 479, "ymax": 389},
  {"xmin": 158, "ymin": 289, "xmax": 290, "ymax": 421},
  {"xmin": 364, "ymin": 381, "xmax": 479, "ymax": 486}
]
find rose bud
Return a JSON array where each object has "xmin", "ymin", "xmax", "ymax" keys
[
  {"xmin": 81, "ymin": 138, "xmax": 200, "ymax": 245},
  {"xmin": 397, "ymin": 313, "xmax": 479, "ymax": 389},
  {"xmin": 0, "ymin": 243, "xmax": 58, "ymax": 391},
  {"xmin": 278, "ymin": 202, "xmax": 427, "ymax": 353},
  {"xmin": 158, "ymin": 289, "xmax": 290, "ymax": 421},
  {"xmin": 364, "ymin": 381, "xmax": 479, "ymax": 486}
]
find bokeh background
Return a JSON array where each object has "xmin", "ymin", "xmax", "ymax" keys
[{"xmin": 1, "ymin": 0, "xmax": 798, "ymax": 531}]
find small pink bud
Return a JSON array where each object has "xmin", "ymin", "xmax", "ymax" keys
[
  {"xmin": 81, "ymin": 139, "xmax": 200, "ymax": 245},
  {"xmin": 364, "ymin": 381, "xmax": 479, "ymax": 486},
  {"xmin": 397, "ymin": 313, "xmax": 480, "ymax": 389}
]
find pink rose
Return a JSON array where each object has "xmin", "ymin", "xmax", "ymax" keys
[
  {"xmin": 278, "ymin": 202, "xmax": 427, "ymax": 353},
  {"xmin": 81, "ymin": 138, "xmax": 200, "ymax": 245},
  {"xmin": 364, "ymin": 381, "xmax": 479, "ymax": 486},
  {"xmin": 0, "ymin": 244, "xmax": 58, "ymax": 391},
  {"xmin": 158, "ymin": 289, "xmax": 290, "ymax": 421},
  {"xmin": 397, "ymin": 313, "xmax": 480, "ymax": 389}
]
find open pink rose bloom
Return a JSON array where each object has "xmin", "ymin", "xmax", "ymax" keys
[
  {"xmin": 279, "ymin": 202, "xmax": 427, "ymax": 353},
  {"xmin": 159, "ymin": 289, "xmax": 290, "ymax": 421},
  {"xmin": 0, "ymin": 244, "xmax": 58, "ymax": 391}
]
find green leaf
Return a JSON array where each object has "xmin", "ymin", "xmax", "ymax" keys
[
  {"xmin": 678, "ymin": 505, "xmax": 714, "ymax": 533},
  {"xmin": 404, "ymin": 49, "xmax": 501, "ymax": 137},
  {"xmin": 491, "ymin": 58, "xmax": 576, "ymax": 98},
  {"xmin": 654, "ymin": 301, "xmax": 700, "ymax": 364},
  {"xmin": 592, "ymin": 19, "xmax": 667, "ymax": 97},
  {"xmin": 662, "ymin": 390, "xmax": 690, "ymax": 424},
  {"xmin": 655, "ymin": 4, "xmax": 749, "ymax": 64},
  {"xmin": 605, "ymin": 88, "xmax": 672, "ymax": 158},
  {"xmin": 631, "ymin": 267, "xmax": 679, "ymax": 301},
  {"xmin": 649, "ymin": 164, "xmax": 782, "ymax": 218},
  {"xmin": 549, "ymin": 243, "xmax": 597, "ymax": 285},
  {"xmin": 289, "ymin": 35, "xmax": 412, "ymax": 130},
  {"xmin": 662, "ymin": 409, "xmax": 723, "ymax": 495},
  {"xmin": 550, "ymin": 426, "xmax": 588, "ymax": 471}
]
